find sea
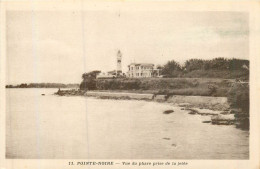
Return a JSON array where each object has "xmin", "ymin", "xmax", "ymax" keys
[{"xmin": 6, "ymin": 88, "xmax": 249, "ymax": 159}]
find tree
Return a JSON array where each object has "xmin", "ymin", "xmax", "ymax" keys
[
  {"xmin": 156, "ymin": 64, "xmax": 163, "ymax": 69},
  {"xmin": 19, "ymin": 83, "xmax": 28, "ymax": 88},
  {"xmin": 80, "ymin": 70, "xmax": 101, "ymax": 90},
  {"xmin": 82, "ymin": 70, "xmax": 101, "ymax": 80},
  {"xmin": 228, "ymin": 58, "xmax": 249, "ymax": 71},
  {"xmin": 184, "ymin": 59, "xmax": 205, "ymax": 72},
  {"xmin": 80, "ymin": 78, "xmax": 97, "ymax": 90},
  {"xmin": 161, "ymin": 60, "xmax": 182, "ymax": 77}
]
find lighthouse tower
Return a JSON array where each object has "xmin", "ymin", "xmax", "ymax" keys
[{"xmin": 116, "ymin": 50, "xmax": 122, "ymax": 75}]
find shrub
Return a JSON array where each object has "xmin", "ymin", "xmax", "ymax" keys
[
  {"xmin": 161, "ymin": 60, "xmax": 183, "ymax": 77},
  {"xmin": 228, "ymin": 83, "xmax": 249, "ymax": 113},
  {"xmin": 96, "ymin": 79, "xmax": 141, "ymax": 90},
  {"xmin": 227, "ymin": 83, "xmax": 249, "ymax": 130},
  {"xmin": 80, "ymin": 79, "xmax": 97, "ymax": 90}
]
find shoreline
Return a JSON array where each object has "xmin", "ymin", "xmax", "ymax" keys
[
  {"xmin": 85, "ymin": 91, "xmax": 229, "ymax": 110},
  {"xmin": 55, "ymin": 89, "xmax": 229, "ymax": 110},
  {"xmin": 55, "ymin": 89, "xmax": 238, "ymax": 127}
]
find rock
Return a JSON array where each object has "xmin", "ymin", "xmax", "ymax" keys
[
  {"xmin": 163, "ymin": 138, "xmax": 171, "ymax": 140},
  {"xmin": 178, "ymin": 103, "xmax": 191, "ymax": 107},
  {"xmin": 186, "ymin": 108, "xmax": 198, "ymax": 115},
  {"xmin": 171, "ymin": 144, "xmax": 177, "ymax": 147},
  {"xmin": 202, "ymin": 121, "xmax": 211, "ymax": 123},
  {"xmin": 230, "ymin": 109, "xmax": 242, "ymax": 114},
  {"xmin": 163, "ymin": 110, "xmax": 174, "ymax": 114},
  {"xmin": 154, "ymin": 95, "xmax": 167, "ymax": 102},
  {"xmin": 220, "ymin": 111, "xmax": 229, "ymax": 115},
  {"xmin": 190, "ymin": 108, "xmax": 221, "ymax": 115},
  {"xmin": 211, "ymin": 114, "xmax": 235, "ymax": 125},
  {"xmin": 55, "ymin": 89, "xmax": 83, "ymax": 96}
]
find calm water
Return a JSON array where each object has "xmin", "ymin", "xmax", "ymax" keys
[{"xmin": 6, "ymin": 89, "xmax": 249, "ymax": 159}]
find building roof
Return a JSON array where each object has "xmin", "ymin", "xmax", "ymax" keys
[
  {"xmin": 128, "ymin": 63, "xmax": 154, "ymax": 67},
  {"xmin": 107, "ymin": 70, "xmax": 122, "ymax": 74}
]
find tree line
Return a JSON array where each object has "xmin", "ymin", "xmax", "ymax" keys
[
  {"xmin": 160, "ymin": 57, "xmax": 249, "ymax": 78},
  {"xmin": 6, "ymin": 83, "xmax": 79, "ymax": 88}
]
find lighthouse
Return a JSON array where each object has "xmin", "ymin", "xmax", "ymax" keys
[{"xmin": 116, "ymin": 50, "xmax": 122, "ymax": 76}]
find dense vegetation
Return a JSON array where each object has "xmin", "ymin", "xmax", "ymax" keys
[
  {"xmin": 6, "ymin": 83, "xmax": 79, "ymax": 88},
  {"xmin": 79, "ymin": 71, "xmax": 100, "ymax": 90},
  {"xmin": 227, "ymin": 83, "xmax": 249, "ymax": 130},
  {"xmin": 161, "ymin": 60, "xmax": 183, "ymax": 77},
  {"xmin": 162, "ymin": 58, "xmax": 249, "ymax": 80}
]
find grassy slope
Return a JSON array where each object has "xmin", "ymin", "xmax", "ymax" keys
[
  {"xmin": 95, "ymin": 78, "xmax": 235, "ymax": 97},
  {"xmin": 183, "ymin": 69, "xmax": 249, "ymax": 80}
]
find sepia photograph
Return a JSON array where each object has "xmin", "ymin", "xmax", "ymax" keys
[{"xmin": 1, "ymin": 1, "xmax": 259, "ymax": 168}]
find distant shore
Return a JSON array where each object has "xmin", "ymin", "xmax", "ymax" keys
[{"xmin": 6, "ymin": 83, "xmax": 79, "ymax": 89}]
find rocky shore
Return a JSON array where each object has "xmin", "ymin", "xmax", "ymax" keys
[
  {"xmin": 183, "ymin": 108, "xmax": 235, "ymax": 125},
  {"xmin": 54, "ymin": 89, "xmax": 238, "ymax": 127},
  {"xmin": 55, "ymin": 88, "xmax": 85, "ymax": 96}
]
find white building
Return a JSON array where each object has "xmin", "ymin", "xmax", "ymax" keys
[
  {"xmin": 127, "ymin": 63, "xmax": 155, "ymax": 78},
  {"xmin": 96, "ymin": 72, "xmax": 116, "ymax": 79}
]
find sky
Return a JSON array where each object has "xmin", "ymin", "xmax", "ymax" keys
[{"xmin": 6, "ymin": 11, "xmax": 249, "ymax": 84}]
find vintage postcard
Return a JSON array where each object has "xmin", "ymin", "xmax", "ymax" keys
[{"xmin": 0, "ymin": 0, "xmax": 259, "ymax": 169}]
